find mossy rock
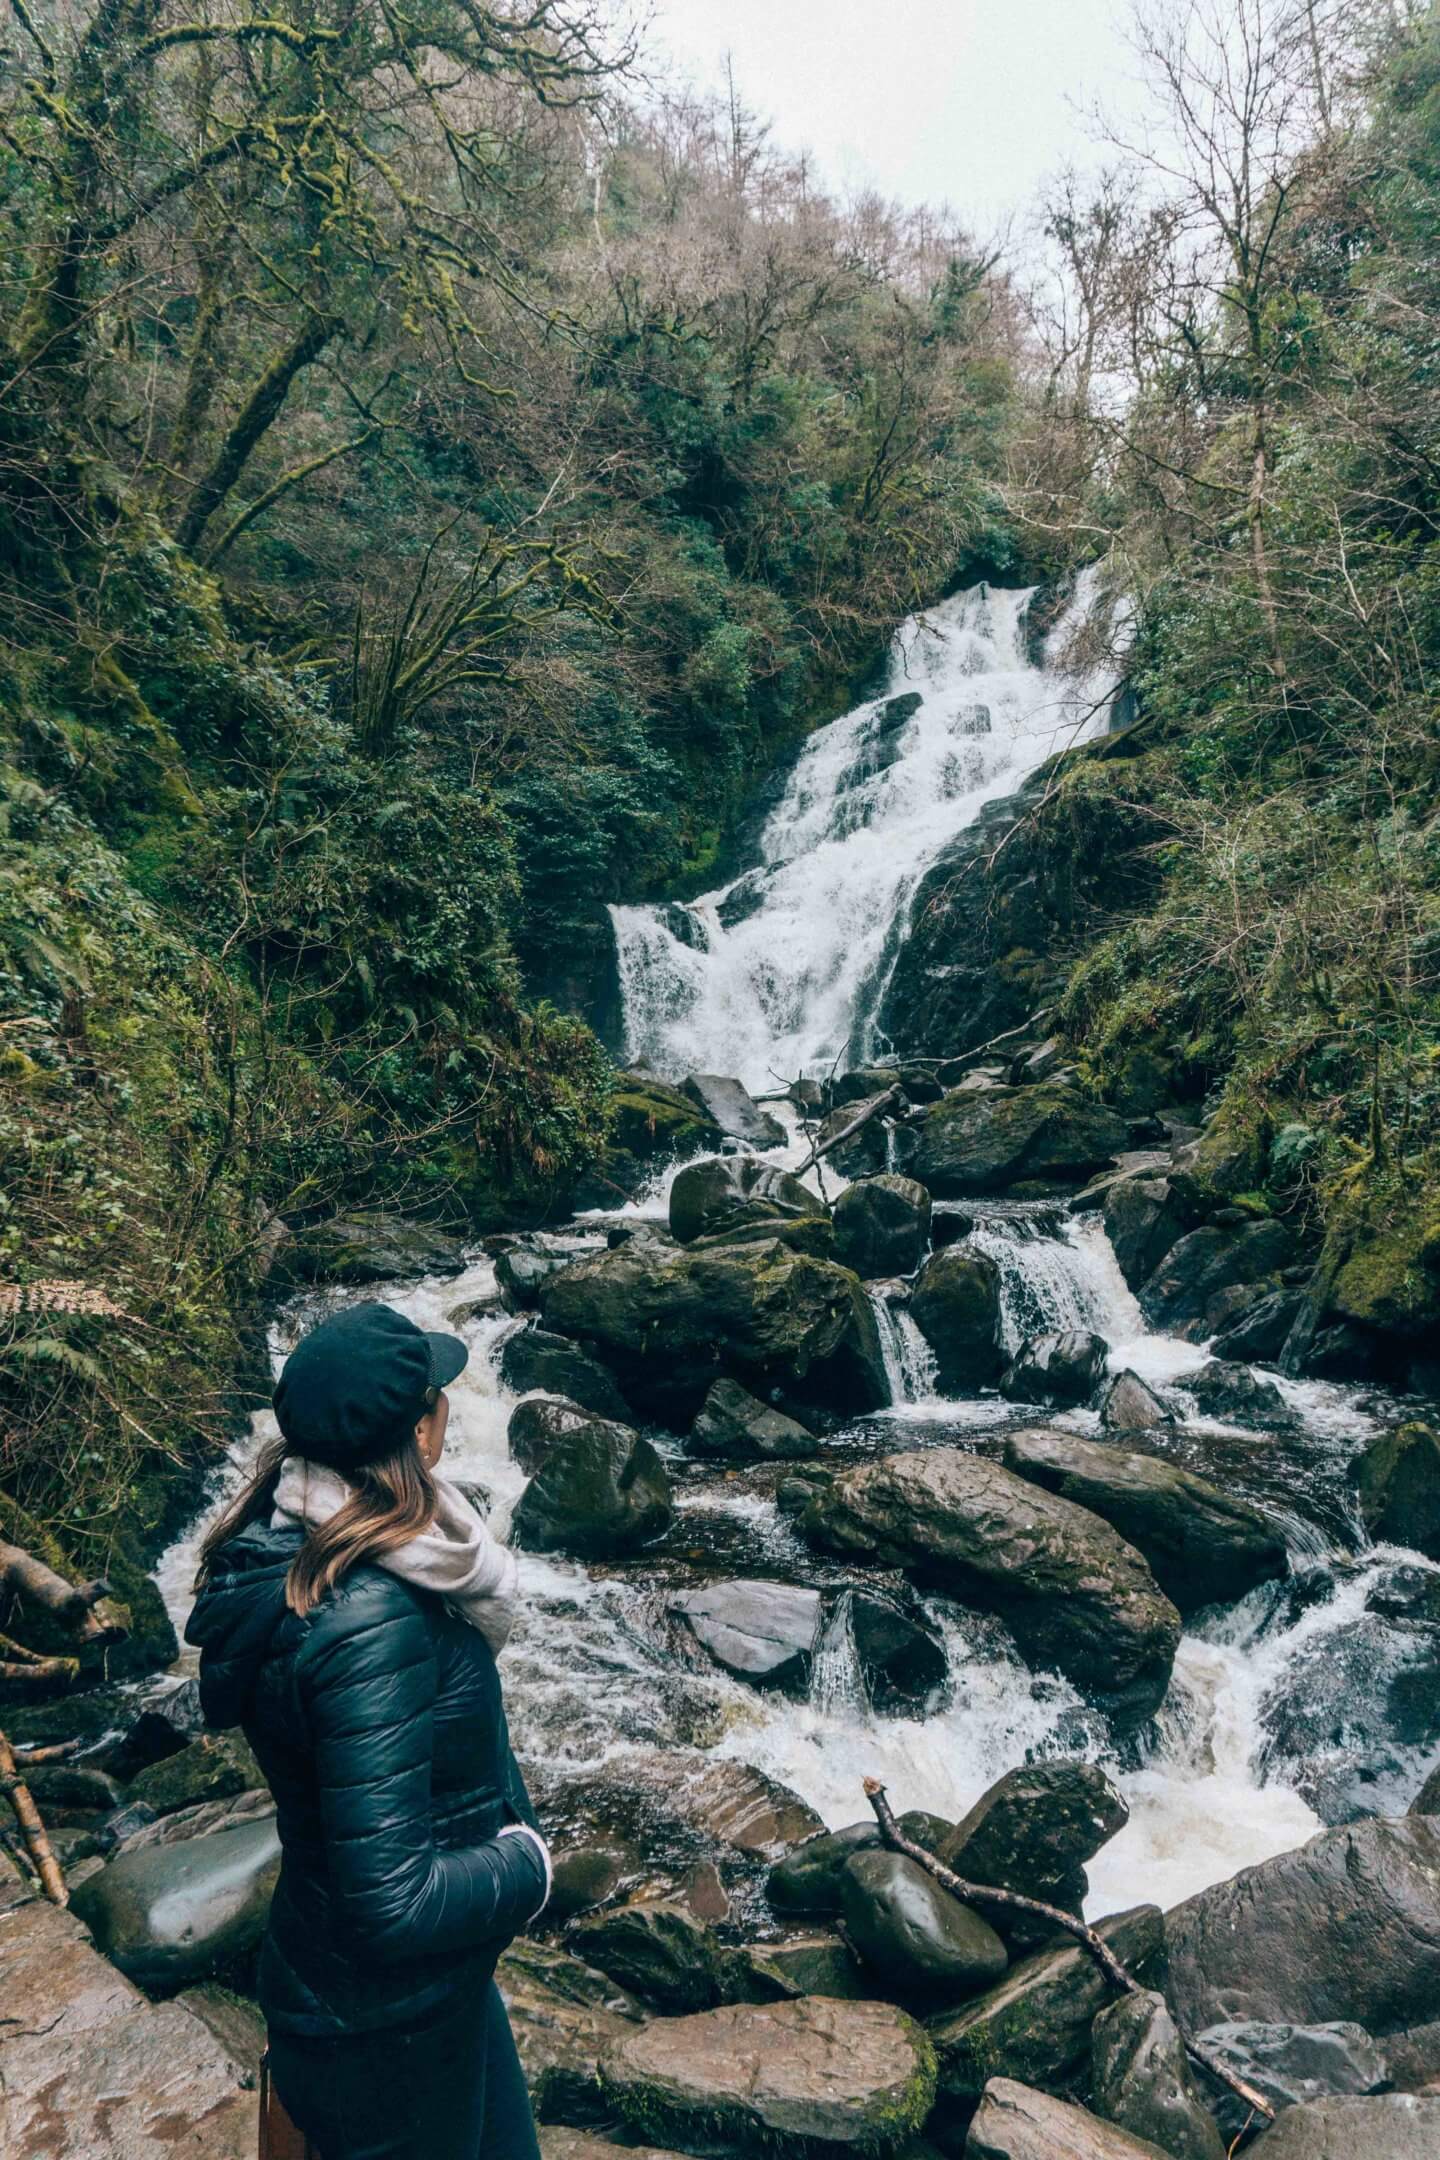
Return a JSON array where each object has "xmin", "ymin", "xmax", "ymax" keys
[
  {"xmin": 128, "ymin": 1731, "xmax": 264, "ymax": 1817},
  {"xmin": 1354, "ymin": 1423, "xmax": 1440, "ymax": 1561},
  {"xmin": 1328, "ymin": 1201, "xmax": 1440, "ymax": 1346},
  {"xmin": 0, "ymin": 1492, "xmax": 177, "ymax": 1683}
]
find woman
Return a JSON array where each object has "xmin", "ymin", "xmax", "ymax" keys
[{"xmin": 187, "ymin": 1299, "xmax": 550, "ymax": 2160}]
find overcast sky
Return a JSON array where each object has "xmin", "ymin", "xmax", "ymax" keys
[{"xmin": 643, "ymin": 0, "xmax": 1144, "ymax": 238}]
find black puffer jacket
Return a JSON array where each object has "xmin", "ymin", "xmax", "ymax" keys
[{"xmin": 186, "ymin": 1521, "xmax": 545, "ymax": 2039}]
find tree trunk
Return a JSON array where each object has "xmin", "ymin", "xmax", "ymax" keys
[{"xmin": 177, "ymin": 314, "xmax": 337, "ymax": 554}]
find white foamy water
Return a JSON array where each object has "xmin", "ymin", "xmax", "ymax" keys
[{"xmin": 611, "ymin": 569, "xmax": 1121, "ymax": 1089}]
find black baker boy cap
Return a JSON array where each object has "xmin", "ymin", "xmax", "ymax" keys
[{"xmin": 273, "ymin": 1301, "xmax": 469, "ymax": 1472}]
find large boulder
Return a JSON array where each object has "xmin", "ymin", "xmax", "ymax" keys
[
  {"xmin": 601, "ymin": 1996, "xmax": 937, "ymax": 2157},
  {"xmin": 910, "ymin": 1249, "xmax": 1005, "ymax": 1390},
  {"xmin": 585, "ymin": 1074, "xmax": 722, "ymax": 1203},
  {"xmin": 1001, "ymin": 1429, "xmax": 1287, "ymax": 1615},
  {"xmin": 680, "ymin": 1074, "xmax": 786, "ymax": 1149},
  {"xmin": 909, "ymin": 1083, "xmax": 1128, "ymax": 1198},
  {"xmin": 965, "ymin": 2078, "xmax": 1174, "ymax": 2159},
  {"xmin": 1090, "ymin": 1991, "xmax": 1226, "ymax": 2160},
  {"xmin": 69, "ymin": 1814, "xmax": 281, "ymax": 1993},
  {"xmin": 767, "ymin": 1815, "xmax": 956, "ymax": 1917},
  {"xmin": 839, "ymin": 1850, "xmax": 1008, "ymax": 1998},
  {"xmin": 574, "ymin": 1752, "xmax": 825, "ymax": 1863},
  {"xmin": 1210, "ymin": 1288, "xmax": 1303, "ymax": 1365},
  {"xmin": 670, "ymin": 1581, "xmax": 822, "ymax": 1693},
  {"xmin": 939, "ymin": 1761, "xmax": 1128, "ymax": 1928},
  {"xmin": 288, "ymin": 1209, "xmax": 466, "ymax": 1284},
  {"xmin": 1099, "ymin": 1371, "xmax": 1174, "ymax": 1432},
  {"xmin": 1103, "ymin": 1178, "xmax": 1197, "ymax": 1294},
  {"xmin": 848, "ymin": 1588, "xmax": 949, "ymax": 1715},
  {"xmin": 800, "ymin": 1449, "xmax": 1180, "ymax": 1725},
  {"xmin": 669, "ymin": 1156, "xmax": 820, "ymax": 1246},
  {"xmin": 498, "ymin": 1244, "xmax": 577, "ymax": 1312},
  {"xmin": 510, "ymin": 1394, "xmax": 618, "ymax": 1473},
  {"xmin": 511, "ymin": 1416, "xmax": 672, "ymax": 1557},
  {"xmin": 813, "ymin": 1094, "xmax": 896, "ymax": 1178},
  {"xmin": 833, "ymin": 1177, "xmax": 932, "ymax": 1280},
  {"xmin": 567, "ymin": 1901, "xmax": 724, "ymax": 2013},
  {"xmin": 1244, "ymin": 2095, "xmax": 1440, "ymax": 2157},
  {"xmin": 1166, "ymin": 1816, "xmax": 1440, "ymax": 2038},
  {"xmin": 502, "ymin": 1328, "xmax": 633, "ymax": 1422},
  {"xmin": 1355, "ymin": 1424, "xmax": 1440, "ymax": 1561},
  {"xmin": 497, "ymin": 1938, "xmax": 646, "ymax": 2122},
  {"xmin": 540, "ymin": 1236, "xmax": 886, "ymax": 1426},
  {"xmin": 929, "ymin": 1906, "xmax": 1165, "ymax": 2115},
  {"xmin": 1139, "ymin": 1220, "xmax": 1293, "ymax": 1339},
  {"xmin": 687, "ymin": 1378, "xmax": 818, "ymax": 1461},
  {"xmin": 999, "ymin": 1331, "xmax": 1108, "ymax": 1409},
  {"xmin": 126, "ymin": 1732, "xmax": 263, "ymax": 1818},
  {"xmin": 1193, "ymin": 2020, "xmax": 1391, "ymax": 2146},
  {"xmin": 1180, "ymin": 1359, "xmax": 1292, "ymax": 1426}
]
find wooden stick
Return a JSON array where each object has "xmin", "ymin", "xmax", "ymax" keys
[
  {"xmin": 0, "ymin": 1730, "xmax": 68, "ymax": 1905},
  {"xmin": 863, "ymin": 1778, "xmax": 1273, "ymax": 2124},
  {"xmin": 0, "ymin": 1540, "xmax": 126, "ymax": 1646},
  {"xmin": 794, "ymin": 1086, "xmax": 902, "ymax": 1177},
  {"xmin": 13, "ymin": 1738, "xmax": 83, "ymax": 1766},
  {"xmin": 0, "ymin": 1652, "xmax": 81, "ymax": 1695}
]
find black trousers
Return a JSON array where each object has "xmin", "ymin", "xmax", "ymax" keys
[{"xmin": 267, "ymin": 1979, "xmax": 541, "ymax": 2160}]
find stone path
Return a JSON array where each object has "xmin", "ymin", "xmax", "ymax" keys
[{"xmin": 0, "ymin": 1860, "xmax": 257, "ymax": 2159}]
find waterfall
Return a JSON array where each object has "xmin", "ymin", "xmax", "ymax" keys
[
  {"xmin": 961, "ymin": 1207, "xmax": 1147, "ymax": 1355},
  {"xmin": 870, "ymin": 1289, "xmax": 940, "ymax": 1405},
  {"xmin": 809, "ymin": 1592, "xmax": 868, "ymax": 1717},
  {"xmin": 610, "ymin": 567, "xmax": 1122, "ymax": 1088}
]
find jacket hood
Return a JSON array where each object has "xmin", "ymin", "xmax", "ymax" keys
[{"xmin": 184, "ymin": 1521, "xmax": 302, "ymax": 1730}]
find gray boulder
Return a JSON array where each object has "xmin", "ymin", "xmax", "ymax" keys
[
  {"xmin": 848, "ymin": 1588, "xmax": 949, "ymax": 1715},
  {"xmin": 126, "ymin": 1732, "xmax": 263, "ymax": 1818},
  {"xmin": 1166, "ymin": 1816, "xmax": 1440, "ymax": 2037},
  {"xmin": 1100, "ymin": 1370, "xmax": 1174, "ymax": 1432},
  {"xmin": 965, "ymin": 2077, "xmax": 1174, "ymax": 2158},
  {"xmin": 999, "ymin": 1331, "xmax": 1108, "ymax": 1408},
  {"xmin": 1002, "ymin": 1428, "xmax": 1287, "ymax": 1615},
  {"xmin": 1139, "ymin": 1220, "xmax": 1292, "ymax": 1339},
  {"xmin": 910, "ymin": 1248, "xmax": 1005, "ymax": 1390},
  {"xmin": 767, "ymin": 1814, "xmax": 955, "ymax": 1917},
  {"xmin": 687, "ymin": 1378, "xmax": 818, "ymax": 1462},
  {"xmin": 70, "ymin": 1814, "xmax": 281, "ymax": 1993},
  {"xmin": 1355, "ymin": 1423, "xmax": 1440, "ymax": 1562},
  {"xmin": 567, "ymin": 1900, "xmax": 723, "ymax": 2013},
  {"xmin": 839, "ymin": 1848, "xmax": 1007, "ymax": 1998},
  {"xmin": 670, "ymin": 1580, "xmax": 822, "ymax": 1693},
  {"xmin": 1103, "ymin": 1178, "xmax": 1196, "ymax": 1293},
  {"xmin": 288, "ymin": 1210, "xmax": 466, "ymax": 1284},
  {"xmin": 939, "ymin": 1760, "xmax": 1128, "ymax": 1938},
  {"xmin": 910, "ymin": 1082, "xmax": 1128, "ymax": 1197},
  {"xmin": 498, "ymin": 1938, "xmax": 645, "ymax": 2122},
  {"xmin": 669, "ymin": 1155, "xmax": 820, "ymax": 1246},
  {"xmin": 680, "ymin": 1074, "xmax": 786, "ymax": 1148},
  {"xmin": 929, "ymin": 1906, "xmax": 1165, "ymax": 2114},
  {"xmin": 498, "ymin": 1244, "xmax": 575, "ymax": 1311},
  {"xmin": 1091, "ymin": 1990, "xmax": 1225, "ymax": 2160},
  {"xmin": 501, "ymin": 1328, "xmax": 632, "ymax": 1422},
  {"xmin": 540, "ymin": 1236, "xmax": 886, "ymax": 1426},
  {"xmin": 801, "ymin": 1448, "xmax": 1180, "ymax": 1725},
  {"xmin": 1243, "ymin": 2095, "xmax": 1440, "ymax": 2157},
  {"xmin": 1193, "ymin": 2020, "xmax": 1391, "ymax": 2146},
  {"xmin": 1180, "ymin": 1359, "xmax": 1293, "ymax": 1426},
  {"xmin": 509, "ymin": 1394, "xmax": 620, "ymax": 1473},
  {"xmin": 601, "ymin": 1995, "xmax": 938, "ymax": 2157},
  {"xmin": 833, "ymin": 1176, "xmax": 932, "ymax": 1279},
  {"xmin": 832, "ymin": 1065, "xmax": 904, "ymax": 1108},
  {"xmin": 1410, "ymin": 1763, "xmax": 1440, "ymax": 1815},
  {"xmin": 511, "ymin": 1416, "xmax": 672, "ymax": 1557},
  {"xmin": 1210, "ymin": 1287, "xmax": 1303, "ymax": 1365},
  {"xmin": 813, "ymin": 1093, "xmax": 896, "ymax": 1177}
]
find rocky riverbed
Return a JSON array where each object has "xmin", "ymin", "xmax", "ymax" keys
[{"xmin": 4, "ymin": 1054, "xmax": 1440, "ymax": 2159}]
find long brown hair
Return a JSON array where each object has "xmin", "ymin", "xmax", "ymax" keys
[{"xmin": 196, "ymin": 1432, "xmax": 439, "ymax": 1616}]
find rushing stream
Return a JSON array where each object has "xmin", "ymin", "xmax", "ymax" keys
[{"xmin": 157, "ymin": 574, "xmax": 1435, "ymax": 1927}]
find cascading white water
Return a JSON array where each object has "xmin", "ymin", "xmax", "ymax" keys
[
  {"xmin": 610, "ymin": 569, "xmax": 1121, "ymax": 1089},
  {"xmin": 870, "ymin": 1290, "xmax": 940, "ymax": 1407}
]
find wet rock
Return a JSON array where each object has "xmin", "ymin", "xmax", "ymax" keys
[
  {"xmin": 965, "ymin": 2077, "xmax": 1173, "ymax": 2158},
  {"xmin": 669, "ymin": 1155, "xmax": 821, "ymax": 1246},
  {"xmin": 1245, "ymin": 2094, "xmax": 1440, "ymax": 2156},
  {"xmin": 910, "ymin": 1082, "xmax": 1128, "ymax": 1197},
  {"xmin": 910, "ymin": 1248, "xmax": 1004, "ymax": 1390},
  {"xmin": 549, "ymin": 1846, "xmax": 631, "ymax": 1924},
  {"xmin": 1254, "ymin": 1607, "xmax": 1440, "ymax": 1824},
  {"xmin": 725, "ymin": 1933, "xmax": 865, "ymax": 2003},
  {"xmin": 767, "ymin": 1815, "xmax": 956, "ymax": 1917},
  {"xmin": 1193, "ymin": 2020, "xmax": 1390, "ymax": 2145},
  {"xmin": 681, "ymin": 1073, "xmax": 787, "ymax": 1149},
  {"xmin": 1103, "ymin": 1178, "xmax": 1197, "ymax": 1294},
  {"xmin": 801, "ymin": 1449, "xmax": 1180, "ymax": 1725},
  {"xmin": 540, "ymin": 1235, "xmax": 886, "ymax": 1426},
  {"xmin": 114, "ymin": 1787, "xmax": 275, "ymax": 1854},
  {"xmin": 670, "ymin": 1580, "xmax": 822, "ymax": 1692},
  {"xmin": 568, "ymin": 1900, "xmax": 724, "ymax": 2012},
  {"xmin": 834, "ymin": 1175, "xmax": 933, "ymax": 1279},
  {"xmin": 1180, "ymin": 1359, "xmax": 1293, "ymax": 1426},
  {"xmin": 602, "ymin": 1995, "xmax": 938, "ymax": 2157},
  {"xmin": 18, "ymin": 1762, "xmax": 124, "ymax": 1812},
  {"xmin": 1410, "ymin": 1763, "xmax": 1440, "ymax": 1814},
  {"xmin": 512, "ymin": 1415, "xmax": 672, "ymax": 1558},
  {"xmin": 1011, "ymin": 1038, "xmax": 1065, "ymax": 1085},
  {"xmin": 849, "ymin": 1588, "xmax": 949, "ymax": 1714},
  {"xmin": 928, "ymin": 1905, "xmax": 1165, "ymax": 2114},
  {"xmin": 127, "ymin": 1731, "xmax": 263, "ymax": 1818},
  {"xmin": 1166, "ymin": 1816, "xmax": 1440, "ymax": 2037},
  {"xmin": 1002, "ymin": 1429, "xmax": 1287, "ymax": 1615},
  {"xmin": 510, "ymin": 1393, "xmax": 618, "ymax": 1473},
  {"xmin": 585, "ymin": 1074, "xmax": 722, "ymax": 1203},
  {"xmin": 1355, "ymin": 1423, "xmax": 1440, "ymax": 1562},
  {"xmin": 1098, "ymin": 1370, "xmax": 1174, "ymax": 1432},
  {"xmin": 288, "ymin": 1209, "xmax": 466, "ymax": 1284},
  {"xmin": 176, "ymin": 1981, "xmax": 267, "ymax": 2078},
  {"xmin": 585, "ymin": 1751, "xmax": 825, "ymax": 1862},
  {"xmin": 70, "ymin": 1812, "xmax": 281, "ymax": 1993},
  {"xmin": 999, "ymin": 1331, "xmax": 1108, "ymax": 1408},
  {"xmin": 687, "ymin": 1377, "xmax": 819, "ymax": 1461},
  {"xmin": 541, "ymin": 2133, "xmax": 689, "ymax": 2160},
  {"xmin": 833, "ymin": 1066, "xmax": 905, "ymax": 1108},
  {"xmin": 815, "ymin": 1093, "xmax": 896, "ymax": 1177},
  {"xmin": 498, "ymin": 1244, "xmax": 576, "ymax": 1311},
  {"xmin": 939, "ymin": 1761, "xmax": 1128, "ymax": 1923},
  {"xmin": 497, "ymin": 1938, "xmax": 646, "ymax": 2123},
  {"xmin": 501, "ymin": 1328, "xmax": 633, "ymax": 1422},
  {"xmin": 1090, "ymin": 1991, "xmax": 1225, "ymax": 2160},
  {"xmin": 839, "ymin": 1849, "xmax": 1008, "ymax": 1998},
  {"xmin": 1140, "ymin": 1220, "xmax": 1293, "ymax": 1339},
  {"xmin": 1210, "ymin": 1288, "xmax": 1304, "ymax": 1365}
]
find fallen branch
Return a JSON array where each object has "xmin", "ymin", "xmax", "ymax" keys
[
  {"xmin": 794, "ymin": 1086, "xmax": 902, "ymax": 1177},
  {"xmin": 863, "ymin": 1778, "xmax": 1273, "ymax": 2126},
  {"xmin": 0, "ymin": 1541, "xmax": 127, "ymax": 1647},
  {"xmin": 0, "ymin": 1729, "xmax": 68, "ymax": 1905},
  {"xmin": 13, "ymin": 1737, "xmax": 82, "ymax": 1766},
  {"xmin": 0, "ymin": 1639, "xmax": 81, "ymax": 1695}
]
